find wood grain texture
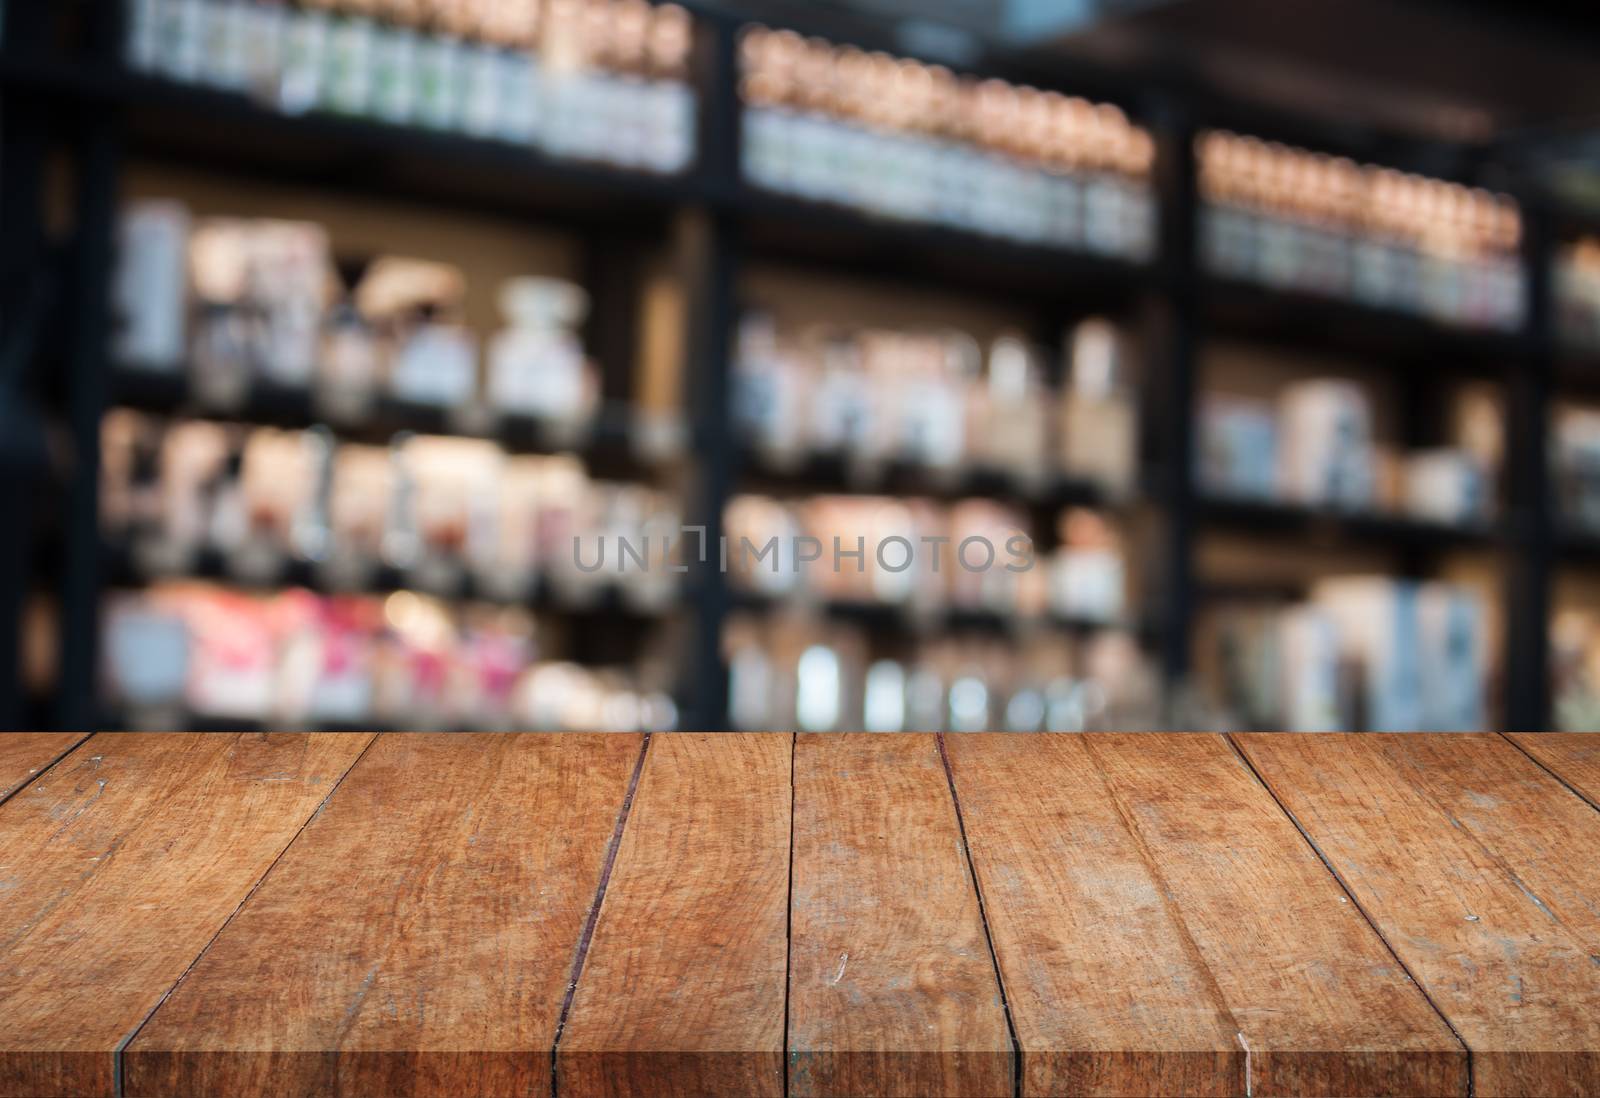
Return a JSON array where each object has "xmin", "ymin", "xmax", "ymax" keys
[
  {"xmin": 0, "ymin": 733, "xmax": 87, "ymax": 801},
  {"xmin": 1238, "ymin": 732, "xmax": 1600, "ymax": 1098},
  {"xmin": 124, "ymin": 732, "xmax": 643, "ymax": 1098},
  {"xmin": 788, "ymin": 733, "xmax": 1011, "ymax": 1098},
  {"xmin": 945, "ymin": 733, "xmax": 1466, "ymax": 1098},
  {"xmin": 557, "ymin": 733, "xmax": 790, "ymax": 1098},
  {"xmin": 0, "ymin": 732, "xmax": 375, "ymax": 1098},
  {"xmin": 1507, "ymin": 732, "xmax": 1600, "ymax": 808}
]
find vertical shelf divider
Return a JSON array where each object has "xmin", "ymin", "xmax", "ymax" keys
[
  {"xmin": 0, "ymin": 7, "xmax": 54, "ymax": 730},
  {"xmin": 56, "ymin": 1, "xmax": 126, "ymax": 731},
  {"xmin": 1146, "ymin": 96, "xmax": 1200, "ymax": 705},
  {"xmin": 681, "ymin": 11, "xmax": 743, "ymax": 730},
  {"xmin": 1505, "ymin": 192, "xmax": 1555, "ymax": 730}
]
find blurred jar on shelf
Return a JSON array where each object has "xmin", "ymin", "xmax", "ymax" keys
[
  {"xmin": 186, "ymin": 214, "xmax": 332, "ymax": 405},
  {"xmin": 1057, "ymin": 318, "xmax": 1139, "ymax": 499},
  {"xmin": 723, "ymin": 491, "xmax": 1131, "ymax": 629},
  {"xmin": 732, "ymin": 312, "xmax": 1140, "ymax": 498},
  {"xmin": 101, "ymin": 412, "xmax": 681, "ymax": 610},
  {"xmin": 1197, "ymin": 131, "xmax": 1523, "ymax": 330},
  {"xmin": 724, "ymin": 610, "xmax": 1157, "ymax": 732},
  {"xmin": 125, "ymin": 0, "xmax": 697, "ymax": 173},
  {"xmin": 111, "ymin": 199, "xmax": 604, "ymax": 437},
  {"xmin": 738, "ymin": 25, "xmax": 1155, "ymax": 258}
]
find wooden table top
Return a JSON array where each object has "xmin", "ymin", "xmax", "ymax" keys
[{"xmin": 1, "ymin": 732, "xmax": 1598, "ymax": 1098}]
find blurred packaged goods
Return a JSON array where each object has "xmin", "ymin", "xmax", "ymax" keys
[
  {"xmin": 102, "ymin": 581, "xmax": 678, "ymax": 730},
  {"xmin": 1207, "ymin": 577, "xmax": 1487, "ymax": 731},
  {"xmin": 1197, "ymin": 131, "xmax": 1523, "ymax": 329},
  {"xmin": 102, "ymin": 412, "xmax": 682, "ymax": 611},
  {"xmin": 1200, "ymin": 378, "xmax": 1497, "ymax": 525},
  {"xmin": 724, "ymin": 492, "xmax": 1129, "ymax": 628},
  {"xmin": 1556, "ymin": 237, "xmax": 1600, "ymax": 349},
  {"xmin": 738, "ymin": 25, "xmax": 1155, "ymax": 257},
  {"xmin": 1552, "ymin": 607, "xmax": 1600, "ymax": 731},
  {"xmin": 124, "ymin": 0, "xmax": 696, "ymax": 172},
  {"xmin": 724, "ymin": 611, "xmax": 1156, "ymax": 732},
  {"xmin": 1554, "ymin": 405, "xmax": 1600, "ymax": 533},
  {"xmin": 734, "ymin": 313, "xmax": 1139, "ymax": 498}
]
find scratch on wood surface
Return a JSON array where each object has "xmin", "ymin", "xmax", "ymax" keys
[
  {"xmin": 338, "ymin": 964, "xmax": 380, "ymax": 1031},
  {"xmin": 1235, "ymin": 1031, "xmax": 1251, "ymax": 1098},
  {"xmin": 828, "ymin": 953, "xmax": 848, "ymax": 986}
]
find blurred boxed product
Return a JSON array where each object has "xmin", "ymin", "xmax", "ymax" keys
[
  {"xmin": 1402, "ymin": 449, "xmax": 1490, "ymax": 525},
  {"xmin": 124, "ymin": 0, "xmax": 696, "ymax": 173},
  {"xmin": 1277, "ymin": 379, "xmax": 1376, "ymax": 508},
  {"xmin": 1312, "ymin": 576, "xmax": 1486, "ymax": 732},
  {"xmin": 1199, "ymin": 394, "xmax": 1278, "ymax": 500},
  {"xmin": 1200, "ymin": 377, "xmax": 1496, "ymax": 524},
  {"xmin": 1209, "ymin": 577, "xmax": 1487, "ymax": 731}
]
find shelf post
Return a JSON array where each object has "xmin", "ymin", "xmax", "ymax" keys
[
  {"xmin": 680, "ymin": 12, "xmax": 741, "ymax": 730},
  {"xmin": 1504, "ymin": 193, "xmax": 1555, "ymax": 730},
  {"xmin": 1146, "ymin": 97, "xmax": 1200, "ymax": 705},
  {"xmin": 0, "ymin": 78, "xmax": 52, "ymax": 730},
  {"xmin": 54, "ymin": 1, "xmax": 126, "ymax": 730}
]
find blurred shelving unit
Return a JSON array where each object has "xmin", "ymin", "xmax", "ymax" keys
[{"xmin": 0, "ymin": 0, "xmax": 1591, "ymax": 731}]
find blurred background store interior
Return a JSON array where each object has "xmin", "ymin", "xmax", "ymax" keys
[{"xmin": 5, "ymin": 0, "xmax": 1600, "ymax": 732}]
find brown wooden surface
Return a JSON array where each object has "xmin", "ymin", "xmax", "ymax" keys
[
  {"xmin": 1238, "ymin": 732, "xmax": 1600, "ymax": 1097},
  {"xmin": 124, "ymin": 733, "xmax": 643, "ymax": 1098},
  {"xmin": 0, "ymin": 732, "xmax": 85, "ymax": 801},
  {"xmin": 946, "ymin": 733, "xmax": 1467, "ymax": 1097},
  {"xmin": 1508, "ymin": 732, "xmax": 1600, "ymax": 808},
  {"xmin": 0, "ymin": 732, "xmax": 375, "ymax": 1098},
  {"xmin": 557, "ymin": 732, "xmax": 791, "ymax": 1098},
  {"xmin": 788, "ymin": 733, "xmax": 1012, "ymax": 1097},
  {"xmin": 3, "ymin": 732, "xmax": 1600, "ymax": 1098}
]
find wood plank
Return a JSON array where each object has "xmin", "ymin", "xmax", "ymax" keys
[
  {"xmin": 557, "ymin": 732, "xmax": 790, "ymax": 1098},
  {"xmin": 788, "ymin": 733, "xmax": 1011, "ymax": 1098},
  {"xmin": 0, "ymin": 733, "xmax": 87, "ymax": 801},
  {"xmin": 1237, "ymin": 732, "xmax": 1600, "ymax": 1097},
  {"xmin": 1507, "ymin": 732, "xmax": 1600, "ymax": 808},
  {"xmin": 0, "ymin": 732, "xmax": 375, "ymax": 1098},
  {"xmin": 945, "ymin": 733, "xmax": 1466, "ymax": 1097},
  {"xmin": 124, "ymin": 732, "xmax": 643, "ymax": 1098}
]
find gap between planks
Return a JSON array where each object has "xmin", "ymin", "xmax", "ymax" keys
[
  {"xmin": 549, "ymin": 732, "xmax": 654, "ymax": 1098},
  {"xmin": 0, "ymin": 733, "xmax": 96, "ymax": 809},
  {"xmin": 111, "ymin": 732, "xmax": 383, "ymax": 1098},
  {"xmin": 1221, "ymin": 733, "xmax": 1477, "ymax": 1098},
  {"xmin": 1497, "ymin": 732, "xmax": 1600, "ymax": 816},
  {"xmin": 936, "ymin": 733, "xmax": 1024, "ymax": 1098},
  {"xmin": 784, "ymin": 731, "xmax": 796, "ymax": 1098}
]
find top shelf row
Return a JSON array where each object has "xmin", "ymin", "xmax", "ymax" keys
[{"xmin": 9, "ymin": 0, "xmax": 1600, "ymax": 354}]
